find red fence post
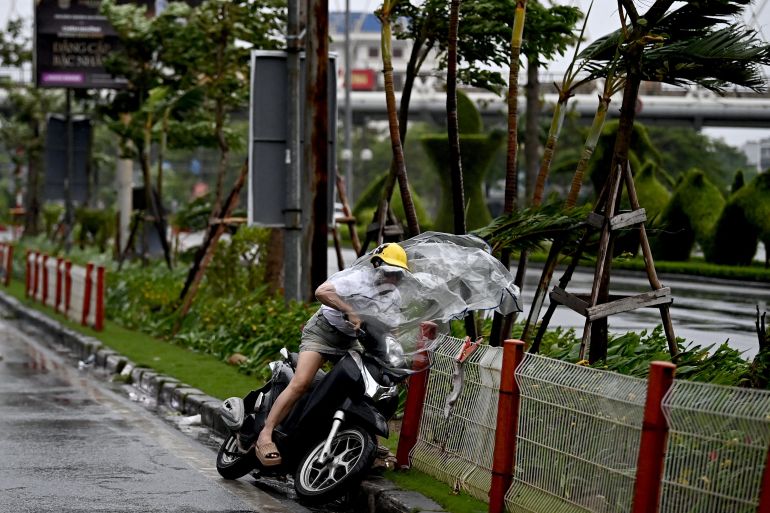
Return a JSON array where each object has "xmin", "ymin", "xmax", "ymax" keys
[
  {"xmin": 632, "ymin": 361, "xmax": 676, "ymax": 513},
  {"xmin": 396, "ymin": 321, "xmax": 438, "ymax": 469},
  {"xmin": 82, "ymin": 263, "xmax": 94, "ymax": 326},
  {"xmin": 489, "ymin": 339, "xmax": 526, "ymax": 513},
  {"xmin": 94, "ymin": 266, "xmax": 105, "ymax": 331},
  {"xmin": 25, "ymin": 250, "xmax": 31, "ymax": 296},
  {"xmin": 5, "ymin": 244, "xmax": 12, "ymax": 286}
]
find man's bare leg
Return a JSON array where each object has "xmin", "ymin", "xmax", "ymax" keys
[{"xmin": 256, "ymin": 350, "xmax": 325, "ymax": 451}]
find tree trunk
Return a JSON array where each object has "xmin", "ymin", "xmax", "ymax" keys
[
  {"xmin": 531, "ymin": 94, "xmax": 567, "ymax": 206},
  {"xmin": 589, "ymin": 58, "xmax": 642, "ymax": 363},
  {"xmin": 566, "ymin": 92, "xmax": 611, "ymax": 207},
  {"xmin": 363, "ymin": 33, "xmax": 433, "ymax": 254},
  {"xmin": 447, "ymin": 0, "xmax": 464, "ymax": 236},
  {"xmin": 212, "ymin": 99, "xmax": 229, "ymax": 217},
  {"xmin": 490, "ymin": 0, "xmax": 528, "ymax": 347},
  {"xmin": 504, "ymin": 0, "xmax": 527, "ymax": 214},
  {"xmin": 378, "ymin": 1, "xmax": 420, "ymax": 237},
  {"xmin": 524, "ymin": 57, "xmax": 540, "ymax": 205},
  {"xmin": 23, "ymin": 124, "xmax": 42, "ymax": 237}
]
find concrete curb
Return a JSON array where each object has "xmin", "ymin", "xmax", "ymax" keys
[{"xmin": 0, "ymin": 289, "xmax": 447, "ymax": 513}]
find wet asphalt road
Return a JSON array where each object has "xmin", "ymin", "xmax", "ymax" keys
[{"xmin": 0, "ymin": 314, "xmax": 302, "ymax": 513}]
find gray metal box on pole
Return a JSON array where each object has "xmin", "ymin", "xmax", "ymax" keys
[{"xmin": 248, "ymin": 51, "xmax": 337, "ymax": 227}]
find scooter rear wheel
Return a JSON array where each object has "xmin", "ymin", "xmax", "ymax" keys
[
  {"xmin": 216, "ymin": 434, "xmax": 256, "ymax": 480},
  {"xmin": 294, "ymin": 426, "xmax": 376, "ymax": 504}
]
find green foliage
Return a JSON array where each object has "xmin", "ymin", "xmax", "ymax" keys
[
  {"xmin": 74, "ymin": 207, "xmax": 115, "ymax": 253},
  {"xmin": 652, "ymin": 169, "xmax": 724, "ymax": 261},
  {"xmin": 532, "ymin": 324, "xmax": 754, "ymax": 387},
  {"xmin": 41, "ymin": 203, "xmax": 64, "ymax": 238},
  {"xmin": 587, "ymin": 121, "xmax": 661, "ymax": 197},
  {"xmin": 708, "ymin": 171, "xmax": 770, "ymax": 265},
  {"xmin": 731, "ymin": 169, "xmax": 745, "ymax": 193},
  {"xmin": 457, "ymin": 91, "xmax": 483, "ymax": 134},
  {"xmin": 646, "ymin": 126, "xmax": 751, "ymax": 192},
  {"xmin": 474, "ymin": 203, "xmax": 590, "ymax": 253},
  {"xmin": 610, "ymin": 256, "xmax": 770, "ymax": 282},
  {"xmin": 393, "ymin": 0, "xmax": 581, "ymax": 94},
  {"xmin": 106, "ymin": 255, "xmax": 316, "ymax": 379},
  {"xmin": 635, "ymin": 160, "xmax": 671, "ymax": 222},
  {"xmin": 205, "ymin": 226, "xmax": 270, "ymax": 297},
  {"xmin": 421, "ymin": 132, "xmax": 504, "ymax": 232},
  {"xmin": 172, "ymin": 195, "xmax": 212, "ymax": 231}
]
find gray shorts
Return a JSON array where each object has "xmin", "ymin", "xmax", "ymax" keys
[{"xmin": 299, "ymin": 310, "xmax": 364, "ymax": 356}]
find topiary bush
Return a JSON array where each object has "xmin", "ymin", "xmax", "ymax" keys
[
  {"xmin": 651, "ymin": 169, "xmax": 724, "ymax": 261},
  {"xmin": 708, "ymin": 171, "xmax": 770, "ymax": 266},
  {"xmin": 421, "ymin": 133, "xmax": 504, "ymax": 232},
  {"xmin": 420, "ymin": 90, "xmax": 503, "ymax": 232},
  {"xmin": 634, "ymin": 160, "xmax": 671, "ymax": 222}
]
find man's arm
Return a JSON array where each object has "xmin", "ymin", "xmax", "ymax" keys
[{"xmin": 315, "ymin": 281, "xmax": 362, "ymax": 330}]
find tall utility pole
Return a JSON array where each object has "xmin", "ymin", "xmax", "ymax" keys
[
  {"xmin": 304, "ymin": 0, "xmax": 329, "ymax": 299},
  {"xmin": 284, "ymin": 0, "xmax": 303, "ymax": 302},
  {"xmin": 343, "ymin": 0, "xmax": 353, "ymax": 204}
]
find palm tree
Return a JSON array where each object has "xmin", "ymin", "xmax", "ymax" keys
[
  {"xmin": 376, "ymin": 0, "xmax": 420, "ymax": 238},
  {"xmin": 577, "ymin": 0, "xmax": 770, "ymax": 360}
]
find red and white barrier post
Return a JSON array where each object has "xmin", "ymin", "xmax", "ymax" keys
[
  {"xmin": 489, "ymin": 339, "xmax": 526, "ymax": 513},
  {"xmin": 396, "ymin": 321, "xmax": 438, "ymax": 468},
  {"xmin": 631, "ymin": 361, "xmax": 676, "ymax": 513},
  {"xmin": 94, "ymin": 266, "xmax": 105, "ymax": 331}
]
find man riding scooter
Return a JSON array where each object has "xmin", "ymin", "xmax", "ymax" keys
[{"xmin": 254, "ymin": 242, "xmax": 410, "ymax": 467}]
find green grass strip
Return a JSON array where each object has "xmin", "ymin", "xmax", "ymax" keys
[
  {"xmin": 3, "ymin": 280, "xmax": 258, "ymax": 399},
  {"xmin": 386, "ymin": 469, "xmax": 489, "ymax": 513}
]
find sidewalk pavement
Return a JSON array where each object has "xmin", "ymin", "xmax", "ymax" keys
[{"xmin": 0, "ymin": 289, "xmax": 448, "ymax": 513}]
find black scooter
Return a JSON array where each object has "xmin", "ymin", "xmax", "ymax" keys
[{"xmin": 215, "ymin": 338, "xmax": 409, "ymax": 504}]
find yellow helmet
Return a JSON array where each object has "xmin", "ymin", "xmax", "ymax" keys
[{"xmin": 371, "ymin": 243, "xmax": 409, "ymax": 271}]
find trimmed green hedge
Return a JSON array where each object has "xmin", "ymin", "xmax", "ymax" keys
[
  {"xmin": 421, "ymin": 133, "xmax": 503, "ymax": 232},
  {"xmin": 708, "ymin": 171, "xmax": 770, "ymax": 265},
  {"xmin": 652, "ymin": 169, "xmax": 724, "ymax": 261}
]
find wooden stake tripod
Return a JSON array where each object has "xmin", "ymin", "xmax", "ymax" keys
[{"xmin": 532, "ymin": 163, "xmax": 678, "ymax": 361}]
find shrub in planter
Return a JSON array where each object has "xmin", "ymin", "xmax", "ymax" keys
[
  {"xmin": 420, "ymin": 91, "xmax": 503, "ymax": 232},
  {"xmin": 652, "ymin": 169, "xmax": 724, "ymax": 261},
  {"xmin": 708, "ymin": 171, "xmax": 770, "ymax": 266}
]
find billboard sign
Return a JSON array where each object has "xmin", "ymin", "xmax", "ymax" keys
[{"xmin": 34, "ymin": 0, "xmax": 153, "ymax": 89}]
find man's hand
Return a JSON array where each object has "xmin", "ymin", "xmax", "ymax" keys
[{"xmin": 345, "ymin": 311, "xmax": 362, "ymax": 332}]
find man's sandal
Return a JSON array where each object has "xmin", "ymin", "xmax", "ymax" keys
[{"xmin": 255, "ymin": 441, "xmax": 282, "ymax": 467}]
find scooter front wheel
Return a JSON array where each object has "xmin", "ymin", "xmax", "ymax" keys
[
  {"xmin": 294, "ymin": 426, "xmax": 376, "ymax": 504},
  {"xmin": 216, "ymin": 434, "xmax": 256, "ymax": 480}
]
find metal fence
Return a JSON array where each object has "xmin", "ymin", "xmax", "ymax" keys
[
  {"xmin": 660, "ymin": 381, "xmax": 770, "ymax": 513},
  {"xmin": 410, "ymin": 334, "xmax": 503, "ymax": 501},
  {"xmin": 505, "ymin": 354, "xmax": 648, "ymax": 513},
  {"xmin": 405, "ymin": 335, "xmax": 770, "ymax": 513}
]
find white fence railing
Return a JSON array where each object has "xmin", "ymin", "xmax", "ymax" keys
[{"xmin": 25, "ymin": 250, "xmax": 105, "ymax": 331}]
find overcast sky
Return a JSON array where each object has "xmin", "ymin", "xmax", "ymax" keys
[{"xmin": 5, "ymin": 0, "xmax": 770, "ymax": 146}]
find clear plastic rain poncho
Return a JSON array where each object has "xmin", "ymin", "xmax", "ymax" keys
[{"xmin": 326, "ymin": 231, "xmax": 521, "ymax": 370}]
